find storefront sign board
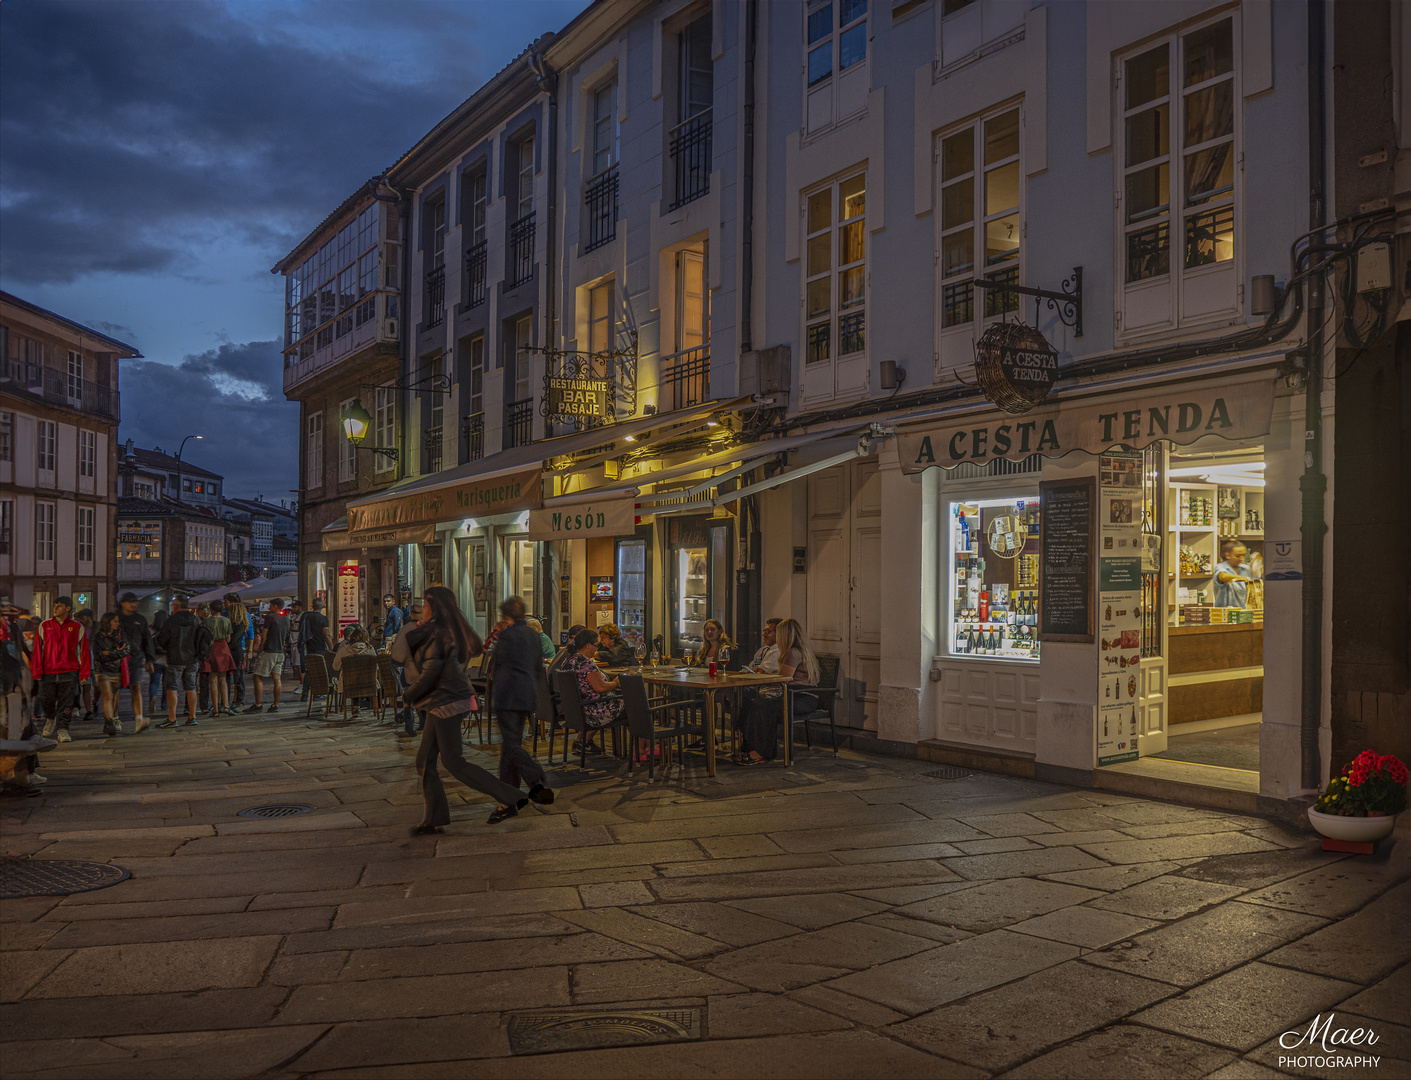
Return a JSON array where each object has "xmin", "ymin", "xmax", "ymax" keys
[
  {"xmin": 336, "ymin": 563, "xmax": 361, "ymax": 629},
  {"xmin": 1038, "ymin": 478, "xmax": 1094, "ymax": 642},
  {"xmin": 525, "ymin": 498, "xmax": 637, "ymax": 542},
  {"xmin": 322, "ymin": 523, "xmax": 436, "ymax": 551},
  {"xmin": 898, "ymin": 376, "xmax": 1276, "ymax": 472},
  {"xmin": 347, "ymin": 467, "xmax": 542, "ymax": 535},
  {"xmin": 1097, "ymin": 450, "xmax": 1143, "ymax": 765},
  {"xmin": 547, "ymin": 376, "xmax": 612, "ymax": 419}
]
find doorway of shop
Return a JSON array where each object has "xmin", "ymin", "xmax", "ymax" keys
[{"xmin": 805, "ymin": 457, "xmax": 880, "ymax": 728}]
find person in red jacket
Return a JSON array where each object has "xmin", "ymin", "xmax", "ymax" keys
[{"xmin": 32, "ymin": 596, "xmax": 92, "ymax": 744}]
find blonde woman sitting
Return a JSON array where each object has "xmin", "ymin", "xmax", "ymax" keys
[
  {"xmin": 333, "ymin": 624, "xmax": 376, "ymax": 717},
  {"xmin": 735, "ymin": 618, "xmax": 820, "ymax": 765}
]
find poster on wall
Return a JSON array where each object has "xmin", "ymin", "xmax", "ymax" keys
[{"xmin": 1097, "ymin": 450, "xmax": 1142, "ymax": 765}]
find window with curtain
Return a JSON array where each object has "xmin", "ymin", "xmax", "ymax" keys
[{"xmin": 804, "ymin": 173, "xmax": 866, "ymax": 368}]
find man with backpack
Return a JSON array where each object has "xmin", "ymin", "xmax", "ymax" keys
[
  {"xmin": 153, "ymin": 597, "xmax": 210, "ymax": 728},
  {"xmin": 298, "ymin": 598, "xmax": 332, "ymax": 702}
]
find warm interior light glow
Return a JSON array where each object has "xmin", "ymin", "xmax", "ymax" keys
[{"xmin": 341, "ymin": 399, "xmax": 372, "ymax": 444}]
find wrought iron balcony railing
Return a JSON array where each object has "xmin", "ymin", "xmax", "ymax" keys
[
  {"xmin": 660, "ymin": 343, "xmax": 710, "ymax": 412},
  {"xmin": 463, "ymin": 412, "xmax": 485, "ymax": 462},
  {"xmin": 669, "ymin": 109, "xmax": 712, "ymax": 210},
  {"xmin": 464, "ymin": 241, "xmax": 487, "ymax": 308},
  {"xmin": 508, "ymin": 213, "xmax": 535, "ymax": 288},
  {"xmin": 424, "ymin": 264, "xmax": 445, "ymax": 329},
  {"xmin": 423, "ymin": 426, "xmax": 443, "ymax": 475},
  {"xmin": 1, "ymin": 362, "xmax": 119, "ymax": 421},
  {"xmin": 584, "ymin": 165, "xmax": 619, "ymax": 252},
  {"xmin": 505, "ymin": 398, "xmax": 533, "ymax": 449}
]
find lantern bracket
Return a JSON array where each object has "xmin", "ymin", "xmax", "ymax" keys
[{"xmin": 970, "ymin": 266, "xmax": 1082, "ymax": 338}]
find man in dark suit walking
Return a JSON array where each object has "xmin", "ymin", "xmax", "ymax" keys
[{"xmin": 488, "ymin": 596, "xmax": 553, "ymax": 821}]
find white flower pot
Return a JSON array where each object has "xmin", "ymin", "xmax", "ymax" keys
[{"xmin": 1308, "ymin": 807, "xmax": 1398, "ymax": 843}]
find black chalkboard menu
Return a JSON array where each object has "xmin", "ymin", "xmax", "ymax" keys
[{"xmin": 1038, "ymin": 477, "xmax": 1095, "ymax": 642}]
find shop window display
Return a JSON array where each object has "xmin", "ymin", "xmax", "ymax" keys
[{"xmin": 948, "ymin": 495, "xmax": 1041, "ymax": 660}]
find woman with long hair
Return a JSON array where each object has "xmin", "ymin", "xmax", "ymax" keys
[
  {"xmin": 226, "ymin": 597, "xmax": 250, "ymax": 707},
  {"xmin": 736, "ymin": 617, "xmax": 820, "ymax": 765},
  {"xmin": 333, "ymin": 624, "xmax": 377, "ymax": 717},
  {"xmin": 92, "ymin": 612, "xmax": 130, "ymax": 736},
  {"xmin": 559, "ymin": 628, "xmax": 624, "ymax": 754},
  {"xmin": 201, "ymin": 601, "xmax": 236, "ymax": 716},
  {"xmin": 689, "ymin": 619, "xmax": 737, "ymax": 668},
  {"xmin": 407, "ymin": 586, "xmax": 553, "ymax": 835}
]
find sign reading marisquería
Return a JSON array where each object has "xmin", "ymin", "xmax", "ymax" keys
[
  {"xmin": 547, "ymin": 376, "xmax": 611, "ymax": 419},
  {"xmin": 898, "ymin": 375, "xmax": 1276, "ymax": 473},
  {"xmin": 347, "ymin": 467, "xmax": 542, "ymax": 535}
]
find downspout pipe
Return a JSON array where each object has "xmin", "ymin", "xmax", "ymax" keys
[
  {"xmin": 529, "ymin": 46, "xmax": 560, "ymax": 636},
  {"xmin": 740, "ymin": 0, "xmax": 757, "ymax": 354},
  {"xmin": 1301, "ymin": 0, "xmax": 1327, "ymax": 792}
]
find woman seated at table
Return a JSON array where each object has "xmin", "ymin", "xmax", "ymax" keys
[
  {"xmin": 735, "ymin": 618, "xmax": 819, "ymax": 766},
  {"xmin": 333, "ymin": 624, "xmax": 377, "ymax": 717},
  {"xmin": 525, "ymin": 617, "xmax": 557, "ymax": 662},
  {"xmin": 560, "ymin": 627, "xmax": 623, "ymax": 754},
  {"xmin": 688, "ymin": 619, "xmax": 737, "ymax": 669},
  {"xmin": 595, "ymin": 623, "xmax": 636, "ymax": 668}
]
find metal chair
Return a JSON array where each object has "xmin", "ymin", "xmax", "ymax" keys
[
  {"xmin": 791, "ymin": 654, "xmax": 841, "ymax": 756},
  {"xmin": 338, "ymin": 655, "xmax": 379, "ymax": 722},
  {"xmin": 302, "ymin": 653, "xmax": 333, "ymax": 718},
  {"xmin": 552, "ymin": 670, "xmax": 594, "ymax": 769},
  {"xmin": 532, "ymin": 664, "xmax": 557, "ymax": 758},
  {"xmin": 375, "ymin": 654, "xmax": 398, "ymax": 722},
  {"xmin": 620, "ymin": 674, "xmax": 700, "ymax": 780}
]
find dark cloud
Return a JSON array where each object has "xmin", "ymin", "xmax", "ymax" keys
[
  {"xmin": 120, "ymin": 339, "xmax": 298, "ymax": 501},
  {"xmin": 0, "ymin": 0, "xmax": 586, "ymax": 287}
]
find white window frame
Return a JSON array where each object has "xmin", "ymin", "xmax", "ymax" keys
[
  {"xmin": 937, "ymin": 103, "xmax": 1024, "ymax": 333},
  {"xmin": 512, "ymin": 315, "xmax": 533, "ymax": 404},
  {"xmin": 429, "ymin": 355, "xmax": 446, "ymax": 434},
  {"xmin": 306, "ymin": 411, "xmax": 324, "ymax": 490},
  {"xmin": 589, "ymin": 279, "xmax": 616, "ymax": 355},
  {"xmin": 35, "ymin": 501, "xmax": 55, "ymax": 565},
  {"xmin": 591, "ymin": 81, "xmax": 619, "ymax": 177},
  {"xmin": 66, "ymin": 350, "xmax": 84, "ymax": 407},
  {"xmin": 679, "ymin": 14, "xmax": 714, "ymax": 122},
  {"xmin": 1115, "ymin": 12, "xmax": 1241, "ymax": 337},
  {"xmin": 804, "ymin": 0, "xmax": 870, "ymax": 135},
  {"xmin": 802, "ymin": 171, "xmax": 868, "ymax": 376},
  {"xmin": 37, "ymin": 420, "xmax": 56, "ymax": 473},
  {"xmin": 338, "ymin": 397, "xmax": 356, "ymax": 482},
  {"xmin": 79, "ymin": 429, "xmax": 97, "ymax": 479},
  {"xmin": 468, "ymin": 169, "xmax": 488, "ymax": 248},
  {"xmin": 516, "ymin": 135, "xmax": 536, "ymax": 222},
  {"xmin": 427, "ymin": 195, "xmax": 447, "ymax": 271},
  {"xmin": 374, "ymin": 384, "xmax": 396, "ymax": 475},
  {"xmin": 77, "ymin": 506, "xmax": 95, "ymax": 565}
]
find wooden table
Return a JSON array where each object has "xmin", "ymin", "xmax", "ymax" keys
[{"xmin": 623, "ymin": 668, "xmax": 793, "ymax": 776}]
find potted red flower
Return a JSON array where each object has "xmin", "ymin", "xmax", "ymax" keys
[{"xmin": 1309, "ymin": 751, "xmax": 1408, "ymax": 843}]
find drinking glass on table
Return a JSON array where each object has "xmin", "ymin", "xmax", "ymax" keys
[
  {"xmin": 649, "ymin": 648, "xmax": 660, "ymax": 667},
  {"xmin": 634, "ymin": 642, "xmax": 647, "ymax": 666}
]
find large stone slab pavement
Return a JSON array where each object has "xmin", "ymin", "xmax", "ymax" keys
[{"xmin": 1, "ymin": 708, "xmax": 1407, "ymax": 1078}]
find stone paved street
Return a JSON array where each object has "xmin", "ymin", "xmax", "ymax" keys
[{"xmin": 2, "ymin": 710, "xmax": 1407, "ymax": 1079}]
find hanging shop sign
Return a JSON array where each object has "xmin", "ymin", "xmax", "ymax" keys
[
  {"xmin": 975, "ymin": 322, "xmax": 1059, "ymax": 414},
  {"xmin": 898, "ymin": 375, "xmax": 1276, "ymax": 473},
  {"xmin": 322, "ymin": 523, "xmax": 436, "ymax": 551},
  {"xmin": 526, "ymin": 498, "xmax": 637, "ymax": 541},
  {"xmin": 547, "ymin": 376, "xmax": 612, "ymax": 420},
  {"xmin": 347, "ymin": 467, "xmax": 542, "ymax": 535}
]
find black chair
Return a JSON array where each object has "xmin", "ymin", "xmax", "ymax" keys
[
  {"xmin": 533, "ymin": 664, "xmax": 557, "ymax": 758},
  {"xmin": 552, "ymin": 670, "xmax": 593, "ymax": 769},
  {"xmin": 620, "ymin": 674, "xmax": 701, "ymax": 780},
  {"xmin": 791, "ymin": 654, "xmax": 841, "ymax": 757}
]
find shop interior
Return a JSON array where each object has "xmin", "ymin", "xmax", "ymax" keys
[
  {"xmin": 1154, "ymin": 444, "xmax": 1265, "ymax": 775},
  {"xmin": 947, "ymin": 495, "xmax": 1043, "ymax": 662}
]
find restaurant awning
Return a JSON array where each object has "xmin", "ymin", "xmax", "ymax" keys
[
  {"xmin": 895, "ymin": 372, "xmax": 1277, "ymax": 473},
  {"xmin": 320, "ymin": 514, "xmax": 437, "ymax": 551}
]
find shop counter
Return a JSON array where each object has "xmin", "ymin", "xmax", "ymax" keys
[{"xmin": 1169, "ymin": 623, "xmax": 1263, "ymax": 725}]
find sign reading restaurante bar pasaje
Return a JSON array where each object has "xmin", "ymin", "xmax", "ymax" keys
[
  {"xmin": 898, "ymin": 375, "xmax": 1276, "ymax": 473},
  {"xmin": 547, "ymin": 376, "xmax": 612, "ymax": 419},
  {"xmin": 347, "ymin": 467, "xmax": 543, "ymax": 535}
]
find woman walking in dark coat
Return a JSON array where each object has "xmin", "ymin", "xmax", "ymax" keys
[
  {"xmin": 406, "ymin": 587, "xmax": 554, "ymax": 836},
  {"xmin": 487, "ymin": 596, "xmax": 555, "ymax": 824}
]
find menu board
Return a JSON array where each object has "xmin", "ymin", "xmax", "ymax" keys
[{"xmin": 1038, "ymin": 478, "xmax": 1095, "ymax": 642}]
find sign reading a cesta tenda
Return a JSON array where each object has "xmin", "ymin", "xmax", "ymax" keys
[
  {"xmin": 547, "ymin": 377, "xmax": 611, "ymax": 419},
  {"xmin": 898, "ymin": 375, "xmax": 1275, "ymax": 473},
  {"xmin": 526, "ymin": 499, "xmax": 637, "ymax": 541}
]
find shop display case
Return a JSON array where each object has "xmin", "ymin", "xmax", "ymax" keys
[
  {"xmin": 1168, "ymin": 480, "xmax": 1263, "ymax": 627},
  {"xmin": 947, "ymin": 495, "xmax": 1042, "ymax": 661}
]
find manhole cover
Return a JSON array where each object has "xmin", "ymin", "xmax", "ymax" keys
[
  {"xmin": 924, "ymin": 766, "xmax": 975, "ymax": 781},
  {"xmin": 507, "ymin": 1008, "xmax": 701, "ymax": 1055},
  {"xmin": 1, "ymin": 858, "xmax": 130, "ymax": 898},
  {"xmin": 236, "ymin": 803, "xmax": 316, "ymax": 819}
]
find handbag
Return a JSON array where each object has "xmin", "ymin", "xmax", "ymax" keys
[{"xmin": 120, "ymin": 655, "xmax": 131, "ymax": 690}]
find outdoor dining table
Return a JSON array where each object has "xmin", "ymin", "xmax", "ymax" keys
[{"xmin": 607, "ymin": 666, "xmax": 794, "ymax": 776}]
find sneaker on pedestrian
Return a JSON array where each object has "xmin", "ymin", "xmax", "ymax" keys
[
  {"xmin": 243, "ymin": 704, "xmax": 262, "ymax": 714},
  {"xmin": 157, "ymin": 719, "xmax": 177, "ymax": 728},
  {"xmin": 266, "ymin": 704, "xmax": 280, "ymax": 714},
  {"xmin": 29, "ymin": 772, "xmax": 47, "ymax": 785},
  {"xmin": 134, "ymin": 716, "xmax": 149, "ymax": 733},
  {"xmin": 56, "ymin": 730, "xmax": 72, "ymax": 743},
  {"xmin": 41, "ymin": 719, "xmax": 56, "ymax": 738},
  {"xmin": 103, "ymin": 721, "xmax": 120, "ymax": 736},
  {"xmin": 182, "ymin": 718, "xmax": 198, "ymax": 727}
]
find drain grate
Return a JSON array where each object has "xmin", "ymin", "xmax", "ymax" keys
[
  {"xmin": 236, "ymin": 803, "xmax": 316, "ymax": 819},
  {"xmin": 507, "ymin": 1008, "xmax": 701, "ymax": 1055},
  {"xmin": 1, "ymin": 858, "xmax": 131, "ymax": 898},
  {"xmin": 923, "ymin": 766, "xmax": 975, "ymax": 781}
]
